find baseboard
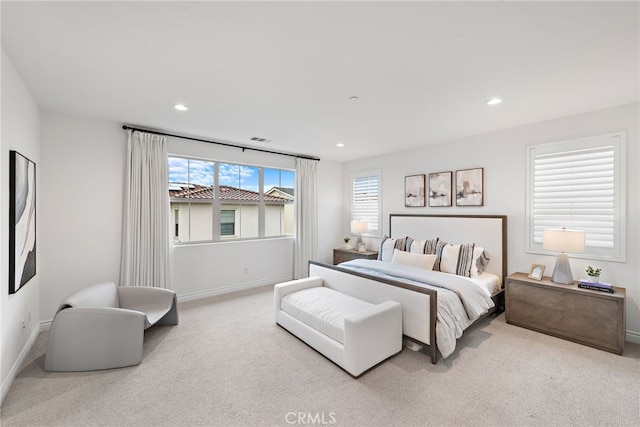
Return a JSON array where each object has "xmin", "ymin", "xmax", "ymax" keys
[
  {"xmin": 177, "ymin": 274, "xmax": 292, "ymax": 303},
  {"xmin": 626, "ymin": 330, "xmax": 640, "ymax": 344},
  {"xmin": 1, "ymin": 321, "xmax": 47, "ymax": 405}
]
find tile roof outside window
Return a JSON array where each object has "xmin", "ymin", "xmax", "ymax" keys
[{"xmin": 169, "ymin": 184, "xmax": 290, "ymax": 202}]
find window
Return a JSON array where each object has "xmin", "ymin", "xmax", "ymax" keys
[
  {"xmin": 526, "ymin": 132, "xmax": 626, "ymax": 262},
  {"xmin": 263, "ymin": 168, "xmax": 295, "ymax": 237},
  {"xmin": 168, "ymin": 157, "xmax": 215, "ymax": 242},
  {"xmin": 219, "ymin": 163, "xmax": 260, "ymax": 239},
  {"xmin": 352, "ymin": 170, "xmax": 381, "ymax": 237},
  {"xmin": 169, "ymin": 156, "xmax": 295, "ymax": 243},
  {"xmin": 220, "ymin": 210, "xmax": 235, "ymax": 236}
]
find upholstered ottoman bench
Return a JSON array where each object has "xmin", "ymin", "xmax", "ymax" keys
[{"xmin": 274, "ymin": 276, "xmax": 402, "ymax": 377}]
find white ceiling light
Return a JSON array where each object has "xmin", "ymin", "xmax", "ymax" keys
[
  {"xmin": 349, "ymin": 96, "xmax": 359, "ymax": 102},
  {"xmin": 173, "ymin": 104, "xmax": 189, "ymax": 111},
  {"xmin": 486, "ymin": 98, "xmax": 502, "ymax": 106},
  {"xmin": 336, "ymin": 143, "xmax": 345, "ymax": 148}
]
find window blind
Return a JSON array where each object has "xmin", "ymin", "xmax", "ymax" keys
[
  {"xmin": 352, "ymin": 172, "xmax": 381, "ymax": 236},
  {"xmin": 533, "ymin": 146, "xmax": 614, "ymax": 247},
  {"xmin": 527, "ymin": 132, "xmax": 625, "ymax": 262}
]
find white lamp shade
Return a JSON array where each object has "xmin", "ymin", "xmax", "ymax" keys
[
  {"xmin": 542, "ymin": 228, "xmax": 585, "ymax": 253},
  {"xmin": 350, "ymin": 220, "xmax": 368, "ymax": 234}
]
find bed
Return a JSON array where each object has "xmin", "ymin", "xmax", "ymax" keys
[{"xmin": 309, "ymin": 214, "xmax": 507, "ymax": 364}]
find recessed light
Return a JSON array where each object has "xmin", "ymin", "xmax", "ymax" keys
[
  {"xmin": 173, "ymin": 104, "xmax": 189, "ymax": 111},
  {"xmin": 487, "ymin": 98, "xmax": 502, "ymax": 106},
  {"xmin": 349, "ymin": 96, "xmax": 359, "ymax": 102},
  {"xmin": 336, "ymin": 143, "xmax": 345, "ymax": 148}
]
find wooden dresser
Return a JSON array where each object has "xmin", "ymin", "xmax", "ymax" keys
[
  {"xmin": 505, "ymin": 272, "xmax": 625, "ymax": 354},
  {"xmin": 332, "ymin": 248, "xmax": 378, "ymax": 265}
]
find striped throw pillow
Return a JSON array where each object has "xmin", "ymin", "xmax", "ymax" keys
[
  {"xmin": 439, "ymin": 243, "xmax": 476, "ymax": 278},
  {"xmin": 409, "ymin": 238, "xmax": 439, "ymax": 254}
]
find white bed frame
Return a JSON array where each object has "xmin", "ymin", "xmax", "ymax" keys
[{"xmin": 309, "ymin": 214, "xmax": 507, "ymax": 364}]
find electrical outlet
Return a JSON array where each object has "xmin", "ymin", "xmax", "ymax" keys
[{"xmin": 21, "ymin": 318, "xmax": 26, "ymax": 329}]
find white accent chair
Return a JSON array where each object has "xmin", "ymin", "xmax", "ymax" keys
[
  {"xmin": 44, "ymin": 282, "xmax": 178, "ymax": 372},
  {"xmin": 274, "ymin": 277, "xmax": 402, "ymax": 377}
]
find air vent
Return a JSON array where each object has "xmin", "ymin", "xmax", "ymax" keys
[{"xmin": 250, "ymin": 137, "xmax": 269, "ymax": 143}]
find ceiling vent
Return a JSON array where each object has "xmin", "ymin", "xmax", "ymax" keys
[{"xmin": 250, "ymin": 137, "xmax": 269, "ymax": 143}]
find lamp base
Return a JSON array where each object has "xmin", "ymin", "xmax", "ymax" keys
[
  {"xmin": 352, "ymin": 234, "xmax": 362, "ymax": 249},
  {"xmin": 551, "ymin": 253, "xmax": 574, "ymax": 285}
]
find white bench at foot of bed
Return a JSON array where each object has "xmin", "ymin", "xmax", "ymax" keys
[{"xmin": 274, "ymin": 277, "xmax": 402, "ymax": 377}]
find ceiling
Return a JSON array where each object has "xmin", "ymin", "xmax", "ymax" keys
[{"xmin": 2, "ymin": 1, "xmax": 638, "ymax": 162}]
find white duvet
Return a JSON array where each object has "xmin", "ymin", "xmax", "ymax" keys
[{"xmin": 338, "ymin": 259, "xmax": 495, "ymax": 358}]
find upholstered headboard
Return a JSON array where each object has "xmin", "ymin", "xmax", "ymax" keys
[{"xmin": 390, "ymin": 214, "xmax": 507, "ymax": 283}]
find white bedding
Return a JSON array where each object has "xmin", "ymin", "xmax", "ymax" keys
[
  {"xmin": 472, "ymin": 272, "xmax": 502, "ymax": 296},
  {"xmin": 337, "ymin": 259, "xmax": 497, "ymax": 358}
]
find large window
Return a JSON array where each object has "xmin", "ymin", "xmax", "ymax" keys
[
  {"xmin": 351, "ymin": 170, "xmax": 381, "ymax": 237},
  {"xmin": 169, "ymin": 156, "xmax": 295, "ymax": 243},
  {"xmin": 526, "ymin": 132, "xmax": 626, "ymax": 262}
]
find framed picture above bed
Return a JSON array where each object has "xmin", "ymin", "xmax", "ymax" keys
[
  {"xmin": 404, "ymin": 174, "xmax": 425, "ymax": 207},
  {"xmin": 428, "ymin": 171, "xmax": 452, "ymax": 207},
  {"xmin": 456, "ymin": 167, "xmax": 484, "ymax": 206}
]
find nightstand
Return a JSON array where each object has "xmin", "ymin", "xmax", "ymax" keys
[
  {"xmin": 505, "ymin": 272, "xmax": 626, "ymax": 354},
  {"xmin": 333, "ymin": 248, "xmax": 378, "ymax": 265}
]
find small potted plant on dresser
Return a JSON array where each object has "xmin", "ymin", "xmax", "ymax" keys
[
  {"xmin": 585, "ymin": 266, "xmax": 602, "ymax": 283},
  {"xmin": 343, "ymin": 237, "xmax": 352, "ymax": 249}
]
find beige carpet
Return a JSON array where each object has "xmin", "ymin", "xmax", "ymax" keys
[{"xmin": 2, "ymin": 285, "xmax": 639, "ymax": 427}]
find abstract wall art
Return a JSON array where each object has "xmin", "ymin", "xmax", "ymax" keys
[
  {"xmin": 9, "ymin": 150, "xmax": 36, "ymax": 294},
  {"xmin": 405, "ymin": 174, "xmax": 426, "ymax": 207},
  {"xmin": 456, "ymin": 167, "xmax": 484, "ymax": 206}
]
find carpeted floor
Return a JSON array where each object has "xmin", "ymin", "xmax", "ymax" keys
[{"xmin": 2, "ymin": 285, "xmax": 639, "ymax": 427}]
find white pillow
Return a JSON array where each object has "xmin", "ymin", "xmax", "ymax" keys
[
  {"xmin": 391, "ymin": 249, "xmax": 436, "ymax": 270},
  {"xmin": 409, "ymin": 239, "xmax": 426, "ymax": 254},
  {"xmin": 470, "ymin": 246, "xmax": 489, "ymax": 277},
  {"xmin": 440, "ymin": 243, "xmax": 476, "ymax": 277}
]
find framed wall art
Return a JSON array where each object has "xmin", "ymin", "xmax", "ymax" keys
[
  {"xmin": 404, "ymin": 174, "xmax": 426, "ymax": 207},
  {"xmin": 456, "ymin": 167, "xmax": 484, "ymax": 206},
  {"xmin": 9, "ymin": 150, "xmax": 37, "ymax": 294},
  {"xmin": 428, "ymin": 171, "xmax": 452, "ymax": 207}
]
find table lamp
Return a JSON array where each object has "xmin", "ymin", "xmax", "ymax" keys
[
  {"xmin": 542, "ymin": 228, "xmax": 585, "ymax": 284},
  {"xmin": 350, "ymin": 220, "xmax": 368, "ymax": 252}
]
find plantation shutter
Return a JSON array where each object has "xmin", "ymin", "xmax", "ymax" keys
[
  {"xmin": 527, "ymin": 133, "xmax": 626, "ymax": 261},
  {"xmin": 352, "ymin": 171, "xmax": 381, "ymax": 236}
]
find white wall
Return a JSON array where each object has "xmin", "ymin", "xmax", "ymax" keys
[
  {"xmin": 39, "ymin": 113, "xmax": 125, "ymax": 321},
  {"xmin": 37, "ymin": 116, "xmax": 320, "ymax": 313},
  {"xmin": 316, "ymin": 159, "xmax": 343, "ymax": 265},
  {"xmin": 337, "ymin": 103, "xmax": 640, "ymax": 341},
  {"xmin": 173, "ymin": 238, "xmax": 293, "ymax": 300},
  {"xmin": 1, "ymin": 50, "xmax": 41, "ymax": 401}
]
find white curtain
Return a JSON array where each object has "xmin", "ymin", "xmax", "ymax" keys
[
  {"xmin": 294, "ymin": 158, "xmax": 318, "ymax": 279},
  {"xmin": 120, "ymin": 130, "xmax": 172, "ymax": 288}
]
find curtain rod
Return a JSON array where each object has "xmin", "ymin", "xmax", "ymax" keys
[{"xmin": 122, "ymin": 125, "xmax": 320, "ymax": 161}]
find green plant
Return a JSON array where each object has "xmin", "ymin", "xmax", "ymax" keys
[
  {"xmin": 343, "ymin": 237, "xmax": 350, "ymax": 244},
  {"xmin": 586, "ymin": 266, "xmax": 601, "ymax": 277}
]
